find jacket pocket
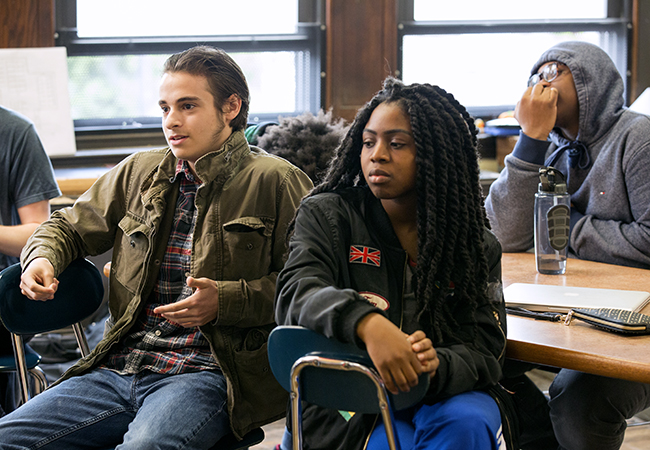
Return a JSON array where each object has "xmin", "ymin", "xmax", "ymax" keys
[
  {"xmin": 222, "ymin": 217, "xmax": 274, "ymax": 280},
  {"xmin": 231, "ymin": 340, "xmax": 288, "ymax": 423},
  {"xmin": 113, "ymin": 215, "xmax": 152, "ymax": 293}
]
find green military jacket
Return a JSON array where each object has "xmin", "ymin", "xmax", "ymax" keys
[{"xmin": 21, "ymin": 130, "xmax": 313, "ymax": 438}]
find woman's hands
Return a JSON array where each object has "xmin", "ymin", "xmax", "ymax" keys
[{"xmin": 356, "ymin": 313, "xmax": 438, "ymax": 395}]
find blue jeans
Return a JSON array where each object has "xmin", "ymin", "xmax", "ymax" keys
[
  {"xmin": 0, "ymin": 368, "xmax": 230, "ymax": 450},
  {"xmin": 549, "ymin": 369, "xmax": 650, "ymax": 450}
]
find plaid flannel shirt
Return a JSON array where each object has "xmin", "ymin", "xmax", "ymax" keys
[{"xmin": 104, "ymin": 160, "xmax": 219, "ymax": 374}]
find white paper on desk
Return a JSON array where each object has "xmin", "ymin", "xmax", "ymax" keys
[{"xmin": 0, "ymin": 47, "xmax": 76, "ymax": 157}]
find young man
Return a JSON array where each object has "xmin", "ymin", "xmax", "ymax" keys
[
  {"xmin": 0, "ymin": 105, "xmax": 61, "ymax": 415},
  {"xmin": 0, "ymin": 46, "xmax": 312, "ymax": 449},
  {"xmin": 486, "ymin": 41, "xmax": 650, "ymax": 450}
]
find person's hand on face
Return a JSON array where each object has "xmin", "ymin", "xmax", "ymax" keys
[{"xmin": 515, "ymin": 82, "xmax": 559, "ymax": 141}]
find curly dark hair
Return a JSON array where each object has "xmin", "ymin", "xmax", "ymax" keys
[
  {"xmin": 257, "ymin": 110, "xmax": 349, "ymax": 184},
  {"xmin": 310, "ymin": 77, "xmax": 490, "ymax": 344}
]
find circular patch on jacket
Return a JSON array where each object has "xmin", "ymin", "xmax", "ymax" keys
[{"xmin": 359, "ymin": 292, "xmax": 390, "ymax": 311}]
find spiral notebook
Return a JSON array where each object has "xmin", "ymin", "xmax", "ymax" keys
[{"xmin": 504, "ymin": 283, "xmax": 650, "ymax": 313}]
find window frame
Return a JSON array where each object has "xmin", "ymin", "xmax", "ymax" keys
[
  {"xmin": 396, "ymin": 0, "xmax": 632, "ymax": 118},
  {"xmin": 54, "ymin": 0, "xmax": 325, "ymax": 136}
]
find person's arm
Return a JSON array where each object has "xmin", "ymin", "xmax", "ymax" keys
[
  {"xmin": 275, "ymin": 195, "xmax": 380, "ymax": 343},
  {"xmin": 0, "ymin": 199, "xmax": 50, "ymax": 257},
  {"xmin": 356, "ymin": 313, "xmax": 438, "ymax": 395},
  {"xmin": 485, "ymin": 86, "xmax": 556, "ymax": 252},
  {"xmin": 571, "ymin": 139, "xmax": 650, "ymax": 268},
  {"xmin": 485, "ymin": 134, "xmax": 549, "ymax": 252},
  {"xmin": 21, "ymin": 153, "xmax": 136, "ymax": 275}
]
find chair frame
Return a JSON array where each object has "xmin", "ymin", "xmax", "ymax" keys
[
  {"xmin": 290, "ymin": 354, "xmax": 402, "ymax": 450},
  {"xmin": 269, "ymin": 325, "xmax": 429, "ymax": 450},
  {"xmin": 9, "ymin": 320, "xmax": 92, "ymax": 404},
  {"xmin": 0, "ymin": 258, "xmax": 103, "ymax": 404}
]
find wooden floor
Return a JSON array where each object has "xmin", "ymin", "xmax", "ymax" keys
[
  {"xmin": 251, "ymin": 418, "xmax": 650, "ymax": 450},
  {"xmin": 252, "ymin": 370, "xmax": 650, "ymax": 450},
  {"xmin": 253, "ymin": 420, "xmax": 284, "ymax": 450}
]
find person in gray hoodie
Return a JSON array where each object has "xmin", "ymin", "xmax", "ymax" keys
[{"xmin": 486, "ymin": 41, "xmax": 650, "ymax": 449}]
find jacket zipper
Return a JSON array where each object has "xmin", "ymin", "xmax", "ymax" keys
[
  {"xmin": 362, "ymin": 253, "xmax": 409, "ymax": 450},
  {"xmin": 491, "ymin": 388, "xmax": 515, "ymax": 450}
]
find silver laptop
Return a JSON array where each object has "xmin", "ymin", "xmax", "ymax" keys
[{"xmin": 504, "ymin": 283, "xmax": 650, "ymax": 313}]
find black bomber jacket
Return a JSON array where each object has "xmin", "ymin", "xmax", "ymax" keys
[{"xmin": 275, "ymin": 186, "xmax": 508, "ymax": 449}]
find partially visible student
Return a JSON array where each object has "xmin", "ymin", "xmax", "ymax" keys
[
  {"xmin": 0, "ymin": 46, "xmax": 312, "ymax": 448},
  {"xmin": 0, "ymin": 105, "xmax": 60, "ymax": 272},
  {"xmin": 0, "ymin": 105, "xmax": 61, "ymax": 416},
  {"xmin": 276, "ymin": 78, "xmax": 510, "ymax": 450},
  {"xmin": 486, "ymin": 41, "xmax": 650, "ymax": 450},
  {"xmin": 257, "ymin": 109, "xmax": 349, "ymax": 184}
]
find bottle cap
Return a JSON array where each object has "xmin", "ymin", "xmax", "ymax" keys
[{"xmin": 538, "ymin": 166, "xmax": 567, "ymax": 194}]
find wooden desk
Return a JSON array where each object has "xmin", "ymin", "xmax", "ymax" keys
[
  {"xmin": 54, "ymin": 166, "xmax": 112, "ymax": 196},
  {"xmin": 503, "ymin": 252, "xmax": 650, "ymax": 383}
]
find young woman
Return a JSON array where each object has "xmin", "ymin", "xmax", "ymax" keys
[{"xmin": 275, "ymin": 78, "xmax": 510, "ymax": 450}]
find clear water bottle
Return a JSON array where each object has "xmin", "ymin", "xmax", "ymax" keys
[{"xmin": 534, "ymin": 167, "xmax": 570, "ymax": 275}]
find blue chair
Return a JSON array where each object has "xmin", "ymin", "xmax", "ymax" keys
[
  {"xmin": 0, "ymin": 258, "xmax": 105, "ymax": 405},
  {"xmin": 268, "ymin": 325, "xmax": 430, "ymax": 450},
  {"xmin": 0, "ymin": 258, "xmax": 265, "ymax": 449}
]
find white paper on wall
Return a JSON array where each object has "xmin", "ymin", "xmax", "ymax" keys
[{"xmin": 0, "ymin": 47, "xmax": 76, "ymax": 157}]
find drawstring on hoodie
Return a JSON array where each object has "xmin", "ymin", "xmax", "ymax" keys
[
  {"xmin": 545, "ymin": 140, "xmax": 591, "ymax": 169},
  {"xmin": 544, "ymin": 140, "xmax": 591, "ymax": 187}
]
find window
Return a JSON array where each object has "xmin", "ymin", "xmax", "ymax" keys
[
  {"xmin": 398, "ymin": 0, "xmax": 631, "ymax": 117},
  {"xmin": 56, "ymin": 0, "xmax": 323, "ymax": 133}
]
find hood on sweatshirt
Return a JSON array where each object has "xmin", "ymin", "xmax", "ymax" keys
[{"xmin": 530, "ymin": 41, "xmax": 625, "ymax": 147}]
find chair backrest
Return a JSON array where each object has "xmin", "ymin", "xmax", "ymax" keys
[
  {"xmin": 0, "ymin": 258, "xmax": 104, "ymax": 335},
  {"xmin": 268, "ymin": 325, "xmax": 429, "ymax": 413}
]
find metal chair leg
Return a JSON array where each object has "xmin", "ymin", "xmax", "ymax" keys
[
  {"xmin": 10, "ymin": 333, "xmax": 31, "ymax": 404},
  {"xmin": 29, "ymin": 366, "xmax": 48, "ymax": 396},
  {"xmin": 290, "ymin": 355, "xmax": 401, "ymax": 450},
  {"xmin": 72, "ymin": 323, "xmax": 91, "ymax": 357}
]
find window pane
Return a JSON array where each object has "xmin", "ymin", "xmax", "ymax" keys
[
  {"xmin": 414, "ymin": 0, "xmax": 607, "ymax": 21},
  {"xmin": 77, "ymin": 0, "xmax": 298, "ymax": 37},
  {"xmin": 68, "ymin": 51, "xmax": 303, "ymax": 122},
  {"xmin": 402, "ymin": 32, "xmax": 612, "ymax": 109}
]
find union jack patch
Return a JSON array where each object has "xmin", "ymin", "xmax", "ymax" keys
[{"xmin": 349, "ymin": 245, "xmax": 381, "ymax": 267}]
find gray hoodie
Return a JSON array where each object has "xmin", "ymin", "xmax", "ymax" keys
[{"xmin": 485, "ymin": 41, "xmax": 650, "ymax": 269}]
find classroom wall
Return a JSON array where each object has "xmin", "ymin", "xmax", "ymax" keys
[
  {"xmin": 0, "ymin": 0, "xmax": 55, "ymax": 48},
  {"xmin": 0, "ymin": 0, "xmax": 647, "ymax": 122}
]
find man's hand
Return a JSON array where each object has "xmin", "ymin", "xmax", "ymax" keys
[
  {"xmin": 356, "ymin": 313, "xmax": 430, "ymax": 395},
  {"xmin": 20, "ymin": 257, "xmax": 58, "ymax": 301},
  {"xmin": 515, "ymin": 83, "xmax": 558, "ymax": 141},
  {"xmin": 154, "ymin": 276, "xmax": 219, "ymax": 328}
]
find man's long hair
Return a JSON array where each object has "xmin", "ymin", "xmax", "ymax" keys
[
  {"xmin": 163, "ymin": 46, "xmax": 250, "ymax": 131},
  {"xmin": 311, "ymin": 77, "xmax": 491, "ymax": 344}
]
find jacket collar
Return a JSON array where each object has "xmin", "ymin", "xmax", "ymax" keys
[
  {"xmin": 140, "ymin": 130, "xmax": 250, "ymax": 206},
  {"xmin": 340, "ymin": 186, "xmax": 403, "ymax": 250},
  {"xmin": 193, "ymin": 130, "xmax": 250, "ymax": 185}
]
